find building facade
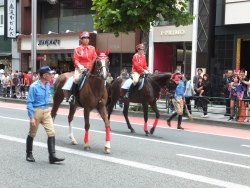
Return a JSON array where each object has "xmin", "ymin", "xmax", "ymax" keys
[
  {"xmin": 0, "ymin": 0, "xmax": 12, "ymax": 71},
  {"xmin": 17, "ymin": 0, "xmax": 140, "ymax": 77}
]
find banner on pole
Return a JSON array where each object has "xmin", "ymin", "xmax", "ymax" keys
[{"xmin": 4, "ymin": 0, "xmax": 17, "ymax": 39}]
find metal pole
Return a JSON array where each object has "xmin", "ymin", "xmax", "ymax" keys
[
  {"xmin": 191, "ymin": 0, "xmax": 199, "ymax": 82},
  {"xmin": 31, "ymin": 0, "xmax": 37, "ymax": 73}
]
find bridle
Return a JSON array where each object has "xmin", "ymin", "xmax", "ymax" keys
[{"xmin": 93, "ymin": 54, "xmax": 109, "ymax": 80}]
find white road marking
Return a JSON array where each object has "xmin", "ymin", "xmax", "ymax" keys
[
  {"xmin": 0, "ymin": 115, "xmax": 250, "ymax": 159},
  {"xmin": 0, "ymin": 105, "xmax": 249, "ymax": 140},
  {"xmin": 0, "ymin": 134, "xmax": 249, "ymax": 188},
  {"xmin": 241, "ymin": 145, "xmax": 250, "ymax": 148},
  {"xmin": 177, "ymin": 154, "xmax": 250, "ymax": 169}
]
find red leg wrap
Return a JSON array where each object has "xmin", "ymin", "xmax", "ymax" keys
[
  {"xmin": 144, "ymin": 122, "xmax": 148, "ymax": 131},
  {"xmin": 84, "ymin": 131, "xmax": 88, "ymax": 143},
  {"xmin": 106, "ymin": 128, "xmax": 110, "ymax": 141},
  {"xmin": 153, "ymin": 118, "xmax": 159, "ymax": 128}
]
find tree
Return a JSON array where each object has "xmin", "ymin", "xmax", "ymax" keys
[{"xmin": 91, "ymin": 0, "xmax": 194, "ymax": 53}]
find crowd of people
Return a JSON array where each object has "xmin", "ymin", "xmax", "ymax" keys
[{"xmin": 0, "ymin": 69, "xmax": 58, "ymax": 99}]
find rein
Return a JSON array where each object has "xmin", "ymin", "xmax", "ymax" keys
[{"xmin": 147, "ymin": 75, "xmax": 165, "ymax": 90}]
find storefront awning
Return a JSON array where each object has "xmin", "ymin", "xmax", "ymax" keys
[{"xmin": 0, "ymin": 53, "xmax": 12, "ymax": 57}]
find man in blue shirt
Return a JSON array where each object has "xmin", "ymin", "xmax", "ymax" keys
[
  {"xmin": 26, "ymin": 66, "xmax": 65, "ymax": 164},
  {"xmin": 166, "ymin": 72, "xmax": 185, "ymax": 130}
]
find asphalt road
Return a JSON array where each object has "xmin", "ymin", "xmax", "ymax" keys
[{"xmin": 1, "ymin": 103, "xmax": 250, "ymax": 188}]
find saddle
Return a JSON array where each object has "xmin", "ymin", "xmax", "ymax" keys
[
  {"xmin": 77, "ymin": 69, "xmax": 88, "ymax": 91},
  {"xmin": 121, "ymin": 74, "xmax": 145, "ymax": 91}
]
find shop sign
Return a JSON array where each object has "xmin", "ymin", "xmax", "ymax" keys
[
  {"xmin": 38, "ymin": 39, "xmax": 61, "ymax": 46},
  {"xmin": 29, "ymin": 55, "xmax": 46, "ymax": 61},
  {"xmin": 161, "ymin": 30, "xmax": 185, "ymax": 36},
  {"xmin": 5, "ymin": 0, "xmax": 17, "ymax": 39},
  {"xmin": 109, "ymin": 44, "xmax": 120, "ymax": 50},
  {"xmin": 47, "ymin": 0, "xmax": 58, "ymax": 4}
]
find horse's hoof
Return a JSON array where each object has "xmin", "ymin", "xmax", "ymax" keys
[
  {"xmin": 131, "ymin": 129, "xmax": 135, "ymax": 133},
  {"xmin": 84, "ymin": 146, "xmax": 90, "ymax": 151},
  {"xmin": 150, "ymin": 127, "xmax": 155, "ymax": 135},
  {"xmin": 105, "ymin": 147, "xmax": 110, "ymax": 154},
  {"xmin": 71, "ymin": 140, "xmax": 78, "ymax": 145},
  {"xmin": 145, "ymin": 130, "xmax": 150, "ymax": 136}
]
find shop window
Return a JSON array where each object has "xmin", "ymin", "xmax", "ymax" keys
[{"xmin": 0, "ymin": 15, "xmax": 3, "ymax": 25}]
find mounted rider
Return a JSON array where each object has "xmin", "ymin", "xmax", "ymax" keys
[
  {"xmin": 124, "ymin": 43, "xmax": 149, "ymax": 99},
  {"xmin": 68, "ymin": 31, "xmax": 97, "ymax": 104}
]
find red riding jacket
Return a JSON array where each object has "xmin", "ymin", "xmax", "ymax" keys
[
  {"xmin": 132, "ymin": 52, "xmax": 148, "ymax": 74},
  {"xmin": 74, "ymin": 45, "xmax": 97, "ymax": 69}
]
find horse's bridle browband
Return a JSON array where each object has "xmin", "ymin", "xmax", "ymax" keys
[{"xmin": 92, "ymin": 55, "xmax": 109, "ymax": 80}]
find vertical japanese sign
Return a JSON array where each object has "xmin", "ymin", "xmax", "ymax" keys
[{"xmin": 4, "ymin": 0, "xmax": 16, "ymax": 39}]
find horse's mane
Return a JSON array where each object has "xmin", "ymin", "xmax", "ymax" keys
[{"xmin": 89, "ymin": 59, "xmax": 97, "ymax": 74}]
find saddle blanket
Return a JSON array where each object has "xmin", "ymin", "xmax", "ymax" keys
[
  {"xmin": 62, "ymin": 75, "xmax": 87, "ymax": 91},
  {"xmin": 121, "ymin": 78, "xmax": 144, "ymax": 90}
]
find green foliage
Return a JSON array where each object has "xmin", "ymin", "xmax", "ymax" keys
[{"xmin": 91, "ymin": 0, "xmax": 194, "ymax": 37}]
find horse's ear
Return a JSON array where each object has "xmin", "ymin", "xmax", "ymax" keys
[
  {"xmin": 96, "ymin": 48, "xmax": 101, "ymax": 56},
  {"xmin": 105, "ymin": 48, "xmax": 109, "ymax": 56}
]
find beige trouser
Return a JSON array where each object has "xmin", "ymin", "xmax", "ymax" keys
[
  {"xmin": 132, "ymin": 72, "xmax": 141, "ymax": 86},
  {"xmin": 172, "ymin": 96, "xmax": 184, "ymax": 115},
  {"xmin": 28, "ymin": 108, "xmax": 55, "ymax": 138},
  {"xmin": 74, "ymin": 67, "xmax": 85, "ymax": 83}
]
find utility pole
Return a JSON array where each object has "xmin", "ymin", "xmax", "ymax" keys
[
  {"xmin": 31, "ymin": 0, "xmax": 37, "ymax": 73},
  {"xmin": 191, "ymin": 0, "xmax": 199, "ymax": 82}
]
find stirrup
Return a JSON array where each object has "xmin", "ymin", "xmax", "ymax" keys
[
  {"xmin": 68, "ymin": 95, "xmax": 75, "ymax": 104},
  {"xmin": 124, "ymin": 92, "xmax": 130, "ymax": 99}
]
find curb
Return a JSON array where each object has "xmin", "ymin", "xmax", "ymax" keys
[{"xmin": 0, "ymin": 98, "xmax": 249, "ymax": 131}]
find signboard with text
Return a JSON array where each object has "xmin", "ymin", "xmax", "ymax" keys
[{"xmin": 4, "ymin": 0, "xmax": 17, "ymax": 39}]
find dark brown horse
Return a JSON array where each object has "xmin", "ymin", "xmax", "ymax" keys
[
  {"xmin": 107, "ymin": 72, "xmax": 177, "ymax": 136},
  {"xmin": 51, "ymin": 49, "xmax": 111, "ymax": 153}
]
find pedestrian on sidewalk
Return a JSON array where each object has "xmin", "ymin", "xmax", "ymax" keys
[
  {"xmin": 166, "ymin": 72, "xmax": 185, "ymax": 130},
  {"xmin": 222, "ymin": 70, "xmax": 233, "ymax": 116},
  {"xmin": 193, "ymin": 68, "xmax": 203, "ymax": 108},
  {"xmin": 228, "ymin": 76, "xmax": 244, "ymax": 121},
  {"xmin": 239, "ymin": 71, "xmax": 250, "ymax": 122},
  {"xmin": 199, "ymin": 74, "xmax": 211, "ymax": 118},
  {"xmin": 183, "ymin": 74, "xmax": 192, "ymax": 115},
  {"xmin": 26, "ymin": 66, "xmax": 65, "ymax": 164}
]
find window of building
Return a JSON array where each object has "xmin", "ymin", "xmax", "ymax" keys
[{"xmin": 0, "ymin": 15, "xmax": 3, "ymax": 25}]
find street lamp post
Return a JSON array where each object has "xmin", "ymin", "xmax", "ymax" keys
[{"xmin": 31, "ymin": 0, "xmax": 37, "ymax": 73}]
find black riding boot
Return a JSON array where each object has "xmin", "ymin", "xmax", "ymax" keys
[
  {"xmin": 68, "ymin": 83, "xmax": 77, "ymax": 104},
  {"xmin": 124, "ymin": 84, "xmax": 134, "ymax": 99},
  {"xmin": 166, "ymin": 112, "xmax": 177, "ymax": 127},
  {"xmin": 48, "ymin": 137, "xmax": 65, "ymax": 164},
  {"xmin": 177, "ymin": 115, "xmax": 184, "ymax": 130},
  {"xmin": 26, "ymin": 135, "xmax": 35, "ymax": 162}
]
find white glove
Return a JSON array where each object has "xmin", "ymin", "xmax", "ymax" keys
[
  {"xmin": 78, "ymin": 64, "xmax": 84, "ymax": 71},
  {"xmin": 144, "ymin": 70, "xmax": 149, "ymax": 74}
]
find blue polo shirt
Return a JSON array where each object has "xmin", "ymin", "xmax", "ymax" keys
[
  {"xmin": 26, "ymin": 80, "xmax": 50, "ymax": 118},
  {"xmin": 174, "ymin": 80, "xmax": 185, "ymax": 101}
]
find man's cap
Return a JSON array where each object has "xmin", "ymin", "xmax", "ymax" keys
[
  {"xmin": 80, "ymin": 31, "xmax": 90, "ymax": 39},
  {"xmin": 0, "ymin": 69, "xmax": 4, "ymax": 74},
  {"xmin": 39, "ymin": 66, "xmax": 55, "ymax": 75},
  {"xmin": 136, "ymin": 43, "xmax": 144, "ymax": 50}
]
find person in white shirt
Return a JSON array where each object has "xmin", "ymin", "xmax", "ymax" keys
[{"xmin": 1, "ymin": 72, "xmax": 11, "ymax": 97}]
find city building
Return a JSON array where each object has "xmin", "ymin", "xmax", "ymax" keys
[
  {"xmin": 16, "ymin": 0, "xmax": 140, "ymax": 77},
  {"xmin": 0, "ymin": 0, "xmax": 12, "ymax": 71}
]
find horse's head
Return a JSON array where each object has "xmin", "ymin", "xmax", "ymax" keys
[
  {"xmin": 166, "ymin": 73, "xmax": 182, "ymax": 94},
  {"xmin": 95, "ymin": 48, "xmax": 110, "ymax": 80}
]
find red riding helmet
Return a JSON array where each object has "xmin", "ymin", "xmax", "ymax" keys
[
  {"xmin": 80, "ymin": 31, "xmax": 90, "ymax": 39},
  {"xmin": 136, "ymin": 44, "xmax": 144, "ymax": 50}
]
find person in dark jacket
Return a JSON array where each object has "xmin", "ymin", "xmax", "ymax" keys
[
  {"xmin": 198, "ymin": 74, "xmax": 212, "ymax": 118},
  {"xmin": 222, "ymin": 70, "xmax": 233, "ymax": 116}
]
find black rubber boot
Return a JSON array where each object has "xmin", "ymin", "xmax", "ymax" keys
[
  {"xmin": 48, "ymin": 137, "xmax": 65, "ymax": 164},
  {"xmin": 166, "ymin": 112, "xmax": 177, "ymax": 127},
  {"xmin": 124, "ymin": 84, "xmax": 134, "ymax": 99},
  {"xmin": 26, "ymin": 135, "xmax": 35, "ymax": 162},
  {"xmin": 177, "ymin": 115, "xmax": 184, "ymax": 130},
  {"xmin": 68, "ymin": 83, "xmax": 77, "ymax": 104}
]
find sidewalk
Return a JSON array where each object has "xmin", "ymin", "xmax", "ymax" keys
[{"xmin": 0, "ymin": 96, "xmax": 249, "ymax": 131}]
